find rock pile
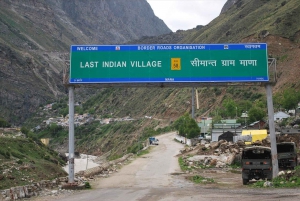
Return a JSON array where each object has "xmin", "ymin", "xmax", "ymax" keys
[
  {"xmin": 180, "ymin": 140, "xmax": 249, "ymax": 169},
  {"xmin": 0, "ymin": 177, "xmax": 72, "ymax": 201}
]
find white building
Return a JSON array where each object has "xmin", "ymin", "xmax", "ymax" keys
[{"xmin": 274, "ymin": 111, "xmax": 290, "ymax": 121}]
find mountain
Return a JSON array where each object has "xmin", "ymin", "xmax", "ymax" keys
[
  {"xmin": 181, "ymin": 0, "xmax": 300, "ymax": 92},
  {"xmin": 1, "ymin": 0, "xmax": 300, "ymax": 159},
  {"xmin": 0, "ymin": 0, "xmax": 171, "ymax": 124},
  {"xmin": 63, "ymin": 0, "xmax": 300, "ymax": 128},
  {"xmin": 221, "ymin": 0, "xmax": 238, "ymax": 13}
]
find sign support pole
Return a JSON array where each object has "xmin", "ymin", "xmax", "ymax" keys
[
  {"xmin": 266, "ymin": 84, "xmax": 278, "ymax": 178},
  {"xmin": 192, "ymin": 88, "xmax": 195, "ymax": 119},
  {"xmin": 68, "ymin": 86, "xmax": 75, "ymax": 183}
]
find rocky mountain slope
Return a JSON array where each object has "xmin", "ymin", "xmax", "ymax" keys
[
  {"xmin": 131, "ymin": 0, "xmax": 300, "ymax": 94},
  {"xmin": 0, "ymin": 0, "xmax": 171, "ymax": 124},
  {"xmin": 1, "ymin": 0, "xmax": 300, "ymax": 156},
  {"xmin": 181, "ymin": 0, "xmax": 300, "ymax": 92},
  {"xmin": 105, "ymin": 0, "xmax": 300, "ymax": 123},
  {"xmin": 221, "ymin": 0, "xmax": 238, "ymax": 13}
]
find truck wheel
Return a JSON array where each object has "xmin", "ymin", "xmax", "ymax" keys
[{"xmin": 243, "ymin": 179, "xmax": 248, "ymax": 185}]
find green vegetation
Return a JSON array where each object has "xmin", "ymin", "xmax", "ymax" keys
[
  {"xmin": 182, "ymin": 0, "xmax": 300, "ymax": 43},
  {"xmin": 173, "ymin": 113, "xmax": 200, "ymax": 139},
  {"xmin": 33, "ymin": 123, "xmax": 68, "ymax": 144},
  {"xmin": 174, "ymin": 138, "xmax": 181, "ymax": 143},
  {"xmin": 191, "ymin": 175, "xmax": 215, "ymax": 184},
  {"xmin": 137, "ymin": 149, "xmax": 150, "ymax": 156},
  {"xmin": 0, "ymin": 137, "xmax": 67, "ymax": 190},
  {"xmin": 248, "ymin": 107, "xmax": 266, "ymax": 123},
  {"xmin": 179, "ymin": 157, "xmax": 192, "ymax": 172},
  {"xmin": 32, "ymin": 117, "xmax": 172, "ymax": 161},
  {"xmin": 230, "ymin": 162, "xmax": 241, "ymax": 169},
  {"xmin": 84, "ymin": 182, "xmax": 92, "ymax": 189},
  {"xmin": 273, "ymin": 88, "xmax": 300, "ymax": 115},
  {"xmin": 0, "ymin": 118, "xmax": 11, "ymax": 127},
  {"xmin": 222, "ymin": 98, "xmax": 237, "ymax": 119},
  {"xmin": 252, "ymin": 166, "xmax": 300, "ymax": 188}
]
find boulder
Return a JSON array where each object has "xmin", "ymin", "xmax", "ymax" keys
[
  {"xmin": 236, "ymin": 140, "xmax": 245, "ymax": 147},
  {"xmin": 252, "ymin": 140, "xmax": 262, "ymax": 146},
  {"xmin": 219, "ymin": 142, "xmax": 228, "ymax": 153},
  {"xmin": 210, "ymin": 141, "xmax": 220, "ymax": 149},
  {"xmin": 225, "ymin": 153, "xmax": 236, "ymax": 165},
  {"xmin": 263, "ymin": 181, "xmax": 273, "ymax": 187}
]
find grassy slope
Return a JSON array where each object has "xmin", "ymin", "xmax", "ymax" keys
[
  {"xmin": 182, "ymin": 0, "xmax": 300, "ymax": 43},
  {"xmin": 0, "ymin": 137, "xmax": 67, "ymax": 190}
]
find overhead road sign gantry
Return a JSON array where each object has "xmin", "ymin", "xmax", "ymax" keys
[{"xmin": 70, "ymin": 43, "xmax": 269, "ymax": 85}]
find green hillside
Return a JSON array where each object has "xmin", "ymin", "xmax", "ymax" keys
[
  {"xmin": 0, "ymin": 136, "xmax": 67, "ymax": 190},
  {"xmin": 182, "ymin": 0, "xmax": 300, "ymax": 43}
]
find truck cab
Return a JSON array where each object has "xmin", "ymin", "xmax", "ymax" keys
[
  {"xmin": 277, "ymin": 142, "xmax": 298, "ymax": 170},
  {"xmin": 241, "ymin": 146, "xmax": 272, "ymax": 185}
]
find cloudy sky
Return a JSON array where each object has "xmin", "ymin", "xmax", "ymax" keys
[{"xmin": 147, "ymin": 0, "xmax": 228, "ymax": 32}]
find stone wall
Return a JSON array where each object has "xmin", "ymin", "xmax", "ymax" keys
[{"xmin": 0, "ymin": 177, "xmax": 67, "ymax": 201}]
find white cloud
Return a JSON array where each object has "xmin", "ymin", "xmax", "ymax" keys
[{"xmin": 147, "ymin": 0, "xmax": 228, "ymax": 31}]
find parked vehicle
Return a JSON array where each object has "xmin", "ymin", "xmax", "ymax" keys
[
  {"xmin": 205, "ymin": 134, "xmax": 211, "ymax": 141},
  {"xmin": 149, "ymin": 137, "xmax": 159, "ymax": 145},
  {"xmin": 277, "ymin": 142, "xmax": 298, "ymax": 169},
  {"xmin": 241, "ymin": 146, "xmax": 272, "ymax": 185}
]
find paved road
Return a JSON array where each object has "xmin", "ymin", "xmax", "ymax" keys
[{"xmin": 36, "ymin": 132, "xmax": 300, "ymax": 201}]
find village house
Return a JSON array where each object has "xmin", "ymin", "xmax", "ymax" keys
[{"xmin": 274, "ymin": 111, "xmax": 290, "ymax": 122}]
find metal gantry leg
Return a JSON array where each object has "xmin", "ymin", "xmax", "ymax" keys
[
  {"xmin": 192, "ymin": 88, "xmax": 195, "ymax": 119},
  {"xmin": 266, "ymin": 84, "xmax": 279, "ymax": 178},
  {"xmin": 68, "ymin": 86, "xmax": 75, "ymax": 183}
]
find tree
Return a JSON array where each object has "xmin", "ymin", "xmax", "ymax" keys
[
  {"xmin": 273, "ymin": 93, "xmax": 283, "ymax": 111},
  {"xmin": 59, "ymin": 107, "xmax": 69, "ymax": 117},
  {"xmin": 0, "ymin": 118, "xmax": 10, "ymax": 127},
  {"xmin": 236, "ymin": 100, "xmax": 252, "ymax": 116},
  {"xmin": 21, "ymin": 126, "xmax": 30, "ymax": 135},
  {"xmin": 248, "ymin": 107, "xmax": 265, "ymax": 123},
  {"xmin": 173, "ymin": 113, "xmax": 200, "ymax": 139},
  {"xmin": 222, "ymin": 98, "xmax": 237, "ymax": 118},
  {"xmin": 49, "ymin": 123, "xmax": 63, "ymax": 138},
  {"xmin": 282, "ymin": 88, "xmax": 300, "ymax": 115}
]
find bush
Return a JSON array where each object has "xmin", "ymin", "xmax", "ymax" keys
[
  {"xmin": 17, "ymin": 160, "xmax": 23, "ymax": 164},
  {"xmin": 44, "ymin": 155, "xmax": 50, "ymax": 161},
  {"xmin": 0, "ymin": 150, "xmax": 10, "ymax": 159},
  {"xmin": 0, "ymin": 118, "xmax": 10, "ymax": 127},
  {"xmin": 11, "ymin": 151, "xmax": 24, "ymax": 159},
  {"xmin": 127, "ymin": 142, "xmax": 142, "ymax": 154},
  {"xmin": 85, "ymin": 182, "xmax": 91, "ymax": 189},
  {"xmin": 21, "ymin": 127, "xmax": 30, "ymax": 135},
  {"xmin": 5, "ymin": 151, "xmax": 10, "ymax": 159}
]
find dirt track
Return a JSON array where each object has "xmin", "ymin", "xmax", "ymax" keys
[{"xmin": 36, "ymin": 132, "xmax": 300, "ymax": 201}]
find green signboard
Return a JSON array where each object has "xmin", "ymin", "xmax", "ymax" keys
[{"xmin": 70, "ymin": 43, "xmax": 268, "ymax": 84}]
